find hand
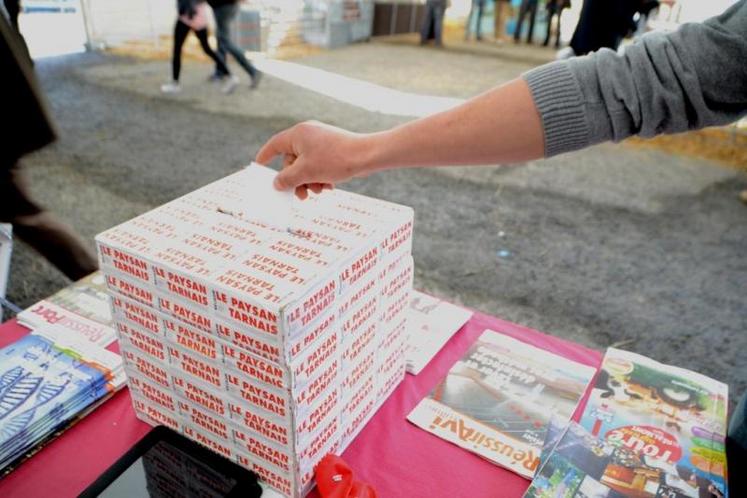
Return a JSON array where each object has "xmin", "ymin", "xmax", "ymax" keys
[{"xmin": 255, "ymin": 121, "xmax": 372, "ymax": 200}]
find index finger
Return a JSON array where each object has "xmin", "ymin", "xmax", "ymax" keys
[{"xmin": 255, "ymin": 128, "xmax": 293, "ymax": 166}]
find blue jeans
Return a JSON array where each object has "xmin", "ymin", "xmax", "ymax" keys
[{"xmin": 213, "ymin": 3, "xmax": 256, "ymax": 78}]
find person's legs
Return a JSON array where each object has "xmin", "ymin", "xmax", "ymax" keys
[
  {"xmin": 0, "ymin": 163, "xmax": 97, "ymax": 281},
  {"xmin": 172, "ymin": 19, "xmax": 190, "ymax": 82},
  {"xmin": 214, "ymin": 4, "xmax": 258, "ymax": 81},
  {"xmin": 420, "ymin": 4, "xmax": 435, "ymax": 43},
  {"xmin": 514, "ymin": 0, "xmax": 529, "ymax": 41},
  {"xmin": 475, "ymin": 0, "xmax": 484, "ymax": 40},
  {"xmin": 194, "ymin": 27, "xmax": 230, "ymax": 76},
  {"xmin": 433, "ymin": 5, "xmax": 444, "ymax": 46},
  {"xmin": 526, "ymin": 0, "xmax": 537, "ymax": 43}
]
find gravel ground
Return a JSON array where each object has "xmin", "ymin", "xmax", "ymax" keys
[{"xmin": 7, "ymin": 44, "xmax": 747, "ymax": 404}]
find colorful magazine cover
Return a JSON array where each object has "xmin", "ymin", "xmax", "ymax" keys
[
  {"xmin": 526, "ymin": 422, "xmax": 726, "ymax": 498},
  {"xmin": 17, "ymin": 271, "xmax": 116, "ymax": 347},
  {"xmin": 578, "ymin": 348, "xmax": 728, "ymax": 498},
  {"xmin": 407, "ymin": 330, "xmax": 596, "ymax": 478}
]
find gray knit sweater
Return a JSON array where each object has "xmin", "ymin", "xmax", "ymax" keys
[{"xmin": 523, "ymin": 0, "xmax": 747, "ymax": 157}]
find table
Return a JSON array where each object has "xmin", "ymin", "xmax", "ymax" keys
[{"xmin": 0, "ymin": 311, "xmax": 602, "ymax": 498}]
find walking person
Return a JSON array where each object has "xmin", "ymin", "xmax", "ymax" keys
[
  {"xmin": 514, "ymin": 0, "xmax": 539, "ymax": 44},
  {"xmin": 465, "ymin": 0, "xmax": 486, "ymax": 41},
  {"xmin": 161, "ymin": 0, "xmax": 234, "ymax": 94},
  {"xmin": 1, "ymin": 12, "xmax": 98, "ymax": 281},
  {"xmin": 420, "ymin": 0, "xmax": 447, "ymax": 47},
  {"xmin": 207, "ymin": 0, "xmax": 261, "ymax": 90},
  {"xmin": 543, "ymin": 0, "xmax": 570, "ymax": 48}
]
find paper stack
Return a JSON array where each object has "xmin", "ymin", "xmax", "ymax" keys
[
  {"xmin": 0, "ymin": 325, "xmax": 125, "ymax": 472},
  {"xmin": 95, "ymin": 165, "xmax": 414, "ymax": 497}
]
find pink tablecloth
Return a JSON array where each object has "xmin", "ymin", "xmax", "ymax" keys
[{"xmin": 0, "ymin": 312, "xmax": 602, "ymax": 498}]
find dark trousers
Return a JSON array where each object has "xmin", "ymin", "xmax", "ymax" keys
[
  {"xmin": 172, "ymin": 19, "xmax": 229, "ymax": 82},
  {"xmin": 3, "ymin": 0, "xmax": 20, "ymax": 31},
  {"xmin": 466, "ymin": 0, "xmax": 485, "ymax": 40},
  {"xmin": 420, "ymin": 3, "xmax": 445, "ymax": 45},
  {"xmin": 543, "ymin": 2, "xmax": 566, "ymax": 47},
  {"xmin": 514, "ymin": 0, "xmax": 539, "ymax": 43},
  {"xmin": 213, "ymin": 4, "xmax": 256, "ymax": 79},
  {"xmin": 0, "ymin": 162, "xmax": 97, "ymax": 280}
]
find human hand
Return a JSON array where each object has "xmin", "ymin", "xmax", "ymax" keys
[{"xmin": 255, "ymin": 121, "xmax": 373, "ymax": 200}]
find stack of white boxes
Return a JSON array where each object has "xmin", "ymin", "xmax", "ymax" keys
[{"xmin": 95, "ymin": 166, "xmax": 414, "ymax": 497}]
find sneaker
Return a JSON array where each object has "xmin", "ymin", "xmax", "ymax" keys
[
  {"xmin": 250, "ymin": 71, "xmax": 262, "ymax": 90},
  {"xmin": 208, "ymin": 72, "xmax": 227, "ymax": 82},
  {"xmin": 222, "ymin": 75, "xmax": 240, "ymax": 94},
  {"xmin": 160, "ymin": 81, "xmax": 181, "ymax": 94}
]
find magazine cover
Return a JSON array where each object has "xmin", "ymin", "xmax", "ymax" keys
[
  {"xmin": 579, "ymin": 348, "xmax": 728, "ymax": 498},
  {"xmin": 406, "ymin": 291, "xmax": 473, "ymax": 374},
  {"xmin": 525, "ymin": 422, "xmax": 726, "ymax": 498},
  {"xmin": 407, "ymin": 330, "xmax": 596, "ymax": 478},
  {"xmin": 17, "ymin": 271, "xmax": 116, "ymax": 347},
  {"xmin": 0, "ymin": 328, "xmax": 124, "ymax": 470}
]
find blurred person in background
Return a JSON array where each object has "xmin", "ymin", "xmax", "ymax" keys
[
  {"xmin": 420, "ymin": 0, "xmax": 447, "ymax": 47},
  {"xmin": 465, "ymin": 0, "xmax": 486, "ymax": 41},
  {"xmin": 256, "ymin": 4, "xmax": 746, "ymax": 491},
  {"xmin": 161, "ymin": 0, "xmax": 234, "ymax": 94},
  {"xmin": 562, "ymin": 0, "xmax": 656, "ymax": 57},
  {"xmin": 207, "ymin": 0, "xmax": 262, "ymax": 90},
  {"xmin": 543, "ymin": 0, "xmax": 571, "ymax": 48},
  {"xmin": 0, "ymin": 10, "xmax": 97, "ymax": 281},
  {"xmin": 514, "ymin": 0, "xmax": 539, "ymax": 44}
]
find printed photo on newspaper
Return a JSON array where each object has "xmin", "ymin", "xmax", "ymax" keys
[{"xmin": 407, "ymin": 330, "xmax": 596, "ymax": 478}]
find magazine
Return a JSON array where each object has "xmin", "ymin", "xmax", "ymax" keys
[
  {"xmin": 407, "ymin": 330, "xmax": 596, "ymax": 478},
  {"xmin": 526, "ymin": 421, "xmax": 726, "ymax": 498},
  {"xmin": 578, "ymin": 348, "xmax": 729, "ymax": 498},
  {"xmin": 406, "ymin": 291, "xmax": 473, "ymax": 374},
  {"xmin": 17, "ymin": 271, "xmax": 116, "ymax": 347},
  {"xmin": 0, "ymin": 325, "xmax": 124, "ymax": 471}
]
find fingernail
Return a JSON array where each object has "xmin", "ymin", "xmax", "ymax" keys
[{"xmin": 273, "ymin": 177, "xmax": 282, "ymax": 190}]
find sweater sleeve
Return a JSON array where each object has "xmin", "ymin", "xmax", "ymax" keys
[{"xmin": 523, "ymin": 0, "xmax": 747, "ymax": 157}]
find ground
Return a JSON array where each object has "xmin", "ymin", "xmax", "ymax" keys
[{"xmin": 7, "ymin": 40, "xmax": 746, "ymax": 405}]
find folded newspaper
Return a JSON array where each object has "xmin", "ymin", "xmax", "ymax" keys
[
  {"xmin": 405, "ymin": 291, "xmax": 472, "ymax": 375},
  {"xmin": 16, "ymin": 271, "xmax": 116, "ymax": 347},
  {"xmin": 0, "ymin": 325, "xmax": 125, "ymax": 472},
  {"xmin": 407, "ymin": 330, "xmax": 596, "ymax": 478},
  {"xmin": 573, "ymin": 348, "xmax": 729, "ymax": 498}
]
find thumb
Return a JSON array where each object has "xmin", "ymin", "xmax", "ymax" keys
[{"xmin": 274, "ymin": 158, "xmax": 310, "ymax": 191}]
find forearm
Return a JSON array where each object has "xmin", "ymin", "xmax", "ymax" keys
[{"xmin": 360, "ymin": 79, "xmax": 545, "ymax": 173}]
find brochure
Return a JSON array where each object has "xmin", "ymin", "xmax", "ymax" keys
[
  {"xmin": 526, "ymin": 421, "xmax": 726, "ymax": 498},
  {"xmin": 405, "ymin": 291, "xmax": 473, "ymax": 375},
  {"xmin": 0, "ymin": 326, "xmax": 124, "ymax": 471},
  {"xmin": 407, "ymin": 330, "xmax": 596, "ymax": 478},
  {"xmin": 17, "ymin": 271, "xmax": 116, "ymax": 346},
  {"xmin": 578, "ymin": 348, "xmax": 729, "ymax": 497}
]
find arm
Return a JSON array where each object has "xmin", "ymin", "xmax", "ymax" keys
[
  {"xmin": 256, "ymin": 79, "xmax": 544, "ymax": 198},
  {"xmin": 257, "ymin": 1, "xmax": 747, "ymax": 198}
]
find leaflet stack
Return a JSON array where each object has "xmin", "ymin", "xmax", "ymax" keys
[{"xmin": 95, "ymin": 165, "xmax": 414, "ymax": 497}]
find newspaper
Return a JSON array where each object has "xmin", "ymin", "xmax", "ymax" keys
[
  {"xmin": 577, "ymin": 348, "xmax": 729, "ymax": 497},
  {"xmin": 17, "ymin": 271, "xmax": 116, "ymax": 347},
  {"xmin": 407, "ymin": 330, "xmax": 596, "ymax": 478},
  {"xmin": 405, "ymin": 291, "xmax": 472, "ymax": 375}
]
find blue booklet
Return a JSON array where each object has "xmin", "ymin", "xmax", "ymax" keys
[{"xmin": 0, "ymin": 329, "xmax": 123, "ymax": 470}]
